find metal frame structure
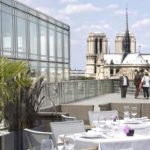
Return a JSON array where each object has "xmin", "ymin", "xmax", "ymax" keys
[{"xmin": 0, "ymin": 0, "xmax": 70, "ymax": 82}]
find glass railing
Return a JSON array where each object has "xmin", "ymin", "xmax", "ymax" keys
[{"xmin": 40, "ymin": 79, "xmax": 114, "ymax": 108}]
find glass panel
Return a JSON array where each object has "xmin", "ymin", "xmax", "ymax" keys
[
  {"xmin": 57, "ymin": 27, "xmax": 62, "ymax": 32},
  {"xmin": 40, "ymin": 25, "xmax": 47, "ymax": 60},
  {"xmin": 49, "ymin": 23, "xmax": 55, "ymax": 29},
  {"xmin": 50, "ymin": 63, "xmax": 56, "ymax": 82},
  {"xmin": 2, "ymin": 4, "xmax": 12, "ymax": 13},
  {"xmin": 49, "ymin": 29, "xmax": 55, "ymax": 61},
  {"xmin": 41, "ymin": 62, "xmax": 48, "ymax": 81},
  {"xmin": 56, "ymin": 22, "xmax": 63, "ymax": 28},
  {"xmin": 57, "ymin": 32, "xmax": 62, "ymax": 61},
  {"xmin": 2, "ymin": 0, "xmax": 13, "ymax": 6},
  {"xmin": 64, "ymin": 64, "xmax": 69, "ymax": 80},
  {"xmin": 16, "ymin": 2, "xmax": 26, "ymax": 11},
  {"xmin": 17, "ymin": 17, "xmax": 26, "ymax": 58},
  {"xmin": 40, "ymin": 20, "xmax": 47, "ymax": 26},
  {"xmin": 29, "ymin": 61, "xmax": 39, "ymax": 78},
  {"xmin": 57, "ymin": 64, "xmax": 63, "ymax": 82},
  {"xmin": 29, "ymin": 15, "xmax": 37, "ymax": 23},
  {"xmin": 39, "ymin": 15, "xmax": 47, "ymax": 22},
  {"xmin": 64, "ymin": 34, "xmax": 69, "ymax": 63},
  {"xmin": 2, "ymin": 12, "xmax": 13, "ymax": 56},
  {"xmin": 30, "ymin": 22, "xmax": 38, "ymax": 59},
  {"xmin": 64, "ymin": 30, "xmax": 69, "ymax": 34},
  {"xmin": 29, "ymin": 8, "xmax": 37, "ymax": 16},
  {"xmin": 64, "ymin": 25, "xmax": 69, "ymax": 30},
  {"xmin": 16, "ymin": 10, "xmax": 26, "ymax": 18}
]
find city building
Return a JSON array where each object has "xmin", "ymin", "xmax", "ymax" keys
[
  {"xmin": 115, "ymin": 33, "xmax": 136, "ymax": 54},
  {"xmin": 86, "ymin": 33, "xmax": 108, "ymax": 76},
  {"xmin": 86, "ymin": 8, "xmax": 150, "ymax": 79},
  {"xmin": 70, "ymin": 69, "xmax": 85, "ymax": 80},
  {"xmin": 0, "ymin": 0, "xmax": 70, "ymax": 82}
]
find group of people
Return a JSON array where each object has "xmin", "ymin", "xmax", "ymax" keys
[{"xmin": 119, "ymin": 70, "xmax": 150, "ymax": 99}]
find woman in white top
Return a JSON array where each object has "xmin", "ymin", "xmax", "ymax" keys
[{"xmin": 141, "ymin": 72, "xmax": 150, "ymax": 99}]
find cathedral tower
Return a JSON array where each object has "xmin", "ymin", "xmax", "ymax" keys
[
  {"xmin": 86, "ymin": 33, "xmax": 108, "ymax": 77},
  {"xmin": 115, "ymin": 8, "xmax": 136, "ymax": 54}
]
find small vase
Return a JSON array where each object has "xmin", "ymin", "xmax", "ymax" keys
[{"xmin": 127, "ymin": 129, "xmax": 134, "ymax": 136}]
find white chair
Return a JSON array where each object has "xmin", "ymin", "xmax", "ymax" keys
[
  {"xmin": 24, "ymin": 128, "xmax": 57, "ymax": 150},
  {"xmin": 50, "ymin": 120, "xmax": 85, "ymax": 142},
  {"xmin": 88, "ymin": 110, "xmax": 118, "ymax": 126}
]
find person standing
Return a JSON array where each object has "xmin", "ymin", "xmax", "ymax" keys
[
  {"xmin": 119, "ymin": 72, "xmax": 129, "ymax": 98},
  {"xmin": 134, "ymin": 70, "xmax": 141, "ymax": 99},
  {"xmin": 141, "ymin": 72, "xmax": 150, "ymax": 99}
]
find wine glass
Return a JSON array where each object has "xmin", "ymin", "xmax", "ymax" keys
[
  {"xmin": 64, "ymin": 135, "xmax": 75, "ymax": 150},
  {"xmin": 41, "ymin": 139, "xmax": 54, "ymax": 150},
  {"xmin": 123, "ymin": 105, "xmax": 130, "ymax": 120},
  {"xmin": 131, "ymin": 106, "xmax": 137, "ymax": 119}
]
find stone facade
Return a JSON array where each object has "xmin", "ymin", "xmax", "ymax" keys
[
  {"xmin": 85, "ymin": 8, "xmax": 150, "ymax": 80},
  {"xmin": 85, "ymin": 32, "xmax": 150, "ymax": 80},
  {"xmin": 115, "ymin": 33, "xmax": 136, "ymax": 53},
  {"xmin": 86, "ymin": 33, "xmax": 108, "ymax": 77}
]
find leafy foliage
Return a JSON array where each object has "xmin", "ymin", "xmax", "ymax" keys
[
  {"xmin": 0, "ymin": 57, "xmax": 44, "ymax": 130},
  {"xmin": 0, "ymin": 57, "xmax": 32, "ymax": 103}
]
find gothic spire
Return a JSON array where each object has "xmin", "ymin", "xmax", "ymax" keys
[
  {"xmin": 126, "ymin": 7, "xmax": 129, "ymax": 33},
  {"xmin": 121, "ymin": 6, "xmax": 131, "ymax": 62}
]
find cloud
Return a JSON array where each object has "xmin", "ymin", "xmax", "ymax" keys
[
  {"xmin": 132, "ymin": 18, "xmax": 150, "ymax": 29},
  {"xmin": 106, "ymin": 4, "xmax": 119, "ymax": 10},
  {"xmin": 60, "ymin": 0, "xmax": 78, "ymax": 3},
  {"xmin": 16, "ymin": 0, "xmax": 31, "ymax": 5},
  {"xmin": 60, "ymin": 3, "xmax": 101, "ymax": 14},
  {"xmin": 139, "ymin": 44, "xmax": 150, "ymax": 48},
  {"xmin": 114, "ymin": 9, "xmax": 137, "ymax": 16},
  {"xmin": 74, "ymin": 23, "xmax": 111, "ymax": 32}
]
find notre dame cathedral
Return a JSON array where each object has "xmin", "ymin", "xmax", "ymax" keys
[{"xmin": 85, "ymin": 8, "xmax": 150, "ymax": 79}]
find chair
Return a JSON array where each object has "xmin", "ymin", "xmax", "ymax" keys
[
  {"xmin": 61, "ymin": 114, "xmax": 76, "ymax": 121},
  {"xmin": 50, "ymin": 120, "xmax": 85, "ymax": 142},
  {"xmin": 23, "ymin": 128, "xmax": 57, "ymax": 150},
  {"xmin": 88, "ymin": 110, "xmax": 118, "ymax": 126}
]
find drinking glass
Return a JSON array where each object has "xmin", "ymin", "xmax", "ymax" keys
[
  {"xmin": 123, "ymin": 105, "xmax": 130, "ymax": 120},
  {"xmin": 64, "ymin": 135, "xmax": 75, "ymax": 150},
  {"xmin": 41, "ymin": 139, "xmax": 54, "ymax": 150},
  {"xmin": 131, "ymin": 106, "xmax": 137, "ymax": 119}
]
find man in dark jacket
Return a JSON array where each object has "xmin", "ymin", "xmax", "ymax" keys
[
  {"xmin": 134, "ymin": 70, "xmax": 141, "ymax": 98},
  {"xmin": 119, "ymin": 72, "xmax": 129, "ymax": 98}
]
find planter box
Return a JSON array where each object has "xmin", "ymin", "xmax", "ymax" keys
[{"xmin": 0, "ymin": 131, "xmax": 14, "ymax": 150}]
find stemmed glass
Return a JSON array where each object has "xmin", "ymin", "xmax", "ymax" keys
[
  {"xmin": 123, "ymin": 105, "xmax": 130, "ymax": 120},
  {"xmin": 131, "ymin": 106, "xmax": 137, "ymax": 119},
  {"xmin": 41, "ymin": 139, "xmax": 54, "ymax": 150},
  {"xmin": 64, "ymin": 135, "xmax": 75, "ymax": 150}
]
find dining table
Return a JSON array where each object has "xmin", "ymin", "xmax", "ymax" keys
[{"xmin": 58, "ymin": 117, "xmax": 150, "ymax": 150}]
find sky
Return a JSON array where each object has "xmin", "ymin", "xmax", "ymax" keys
[{"xmin": 16, "ymin": 0, "xmax": 150, "ymax": 70}]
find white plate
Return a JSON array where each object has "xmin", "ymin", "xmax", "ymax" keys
[
  {"xmin": 123, "ymin": 120, "xmax": 142, "ymax": 124},
  {"xmin": 142, "ymin": 118, "xmax": 150, "ymax": 122},
  {"xmin": 92, "ymin": 127, "xmax": 103, "ymax": 132},
  {"xmin": 81, "ymin": 132, "xmax": 105, "ymax": 138}
]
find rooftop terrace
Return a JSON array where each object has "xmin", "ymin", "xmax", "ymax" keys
[{"xmin": 71, "ymin": 93, "xmax": 150, "ymax": 111}]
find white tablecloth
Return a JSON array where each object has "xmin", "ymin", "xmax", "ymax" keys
[
  {"xmin": 74, "ymin": 120, "xmax": 150, "ymax": 150},
  {"xmin": 75, "ymin": 133, "xmax": 150, "ymax": 150}
]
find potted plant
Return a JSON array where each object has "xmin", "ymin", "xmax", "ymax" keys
[{"xmin": 0, "ymin": 57, "xmax": 44, "ymax": 149}]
